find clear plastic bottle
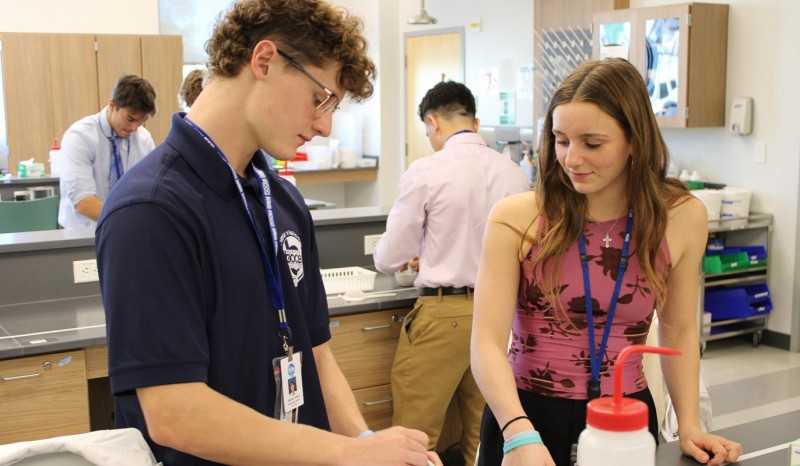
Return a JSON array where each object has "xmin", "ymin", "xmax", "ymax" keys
[{"xmin": 577, "ymin": 345, "xmax": 680, "ymax": 466}]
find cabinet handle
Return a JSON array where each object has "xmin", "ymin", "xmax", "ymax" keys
[
  {"xmin": 2, "ymin": 372, "xmax": 41, "ymax": 381},
  {"xmin": 362, "ymin": 396, "xmax": 393, "ymax": 406},
  {"xmin": 361, "ymin": 323, "xmax": 392, "ymax": 331}
]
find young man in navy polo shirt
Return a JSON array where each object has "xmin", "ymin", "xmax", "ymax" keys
[{"xmin": 96, "ymin": 1, "xmax": 441, "ymax": 465}]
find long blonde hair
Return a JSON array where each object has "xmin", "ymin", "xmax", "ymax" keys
[{"xmin": 531, "ymin": 58, "xmax": 690, "ymax": 312}]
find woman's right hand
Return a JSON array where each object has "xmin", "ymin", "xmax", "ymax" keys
[{"xmin": 501, "ymin": 442, "xmax": 556, "ymax": 466}]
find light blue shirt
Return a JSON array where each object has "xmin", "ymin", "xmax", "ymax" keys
[{"xmin": 58, "ymin": 107, "xmax": 155, "ymax": 228}]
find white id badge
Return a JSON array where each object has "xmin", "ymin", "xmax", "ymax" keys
[
  {"xmin": 272, "ymin": 353, "xmax": 300, "ymax": 423},
  {"xmin": 280, "ymin": 352, "xmax": 304, "ymax": 412}
]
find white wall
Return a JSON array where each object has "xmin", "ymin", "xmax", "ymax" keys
[
  {"xmin": 0, "ymin": 0, "xmax": 159, "ymax": 33},
  {"xmin": 630, "ymin": 0, "xmax": 800, "ymax": 347}
]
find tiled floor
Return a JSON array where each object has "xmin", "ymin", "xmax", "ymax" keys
[{"xmin": 700, "ymin": 338, "xmax": 800, "ymax": 430}]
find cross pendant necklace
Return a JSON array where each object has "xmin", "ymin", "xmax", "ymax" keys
[
  {"xmin": 591, "ymin": 215, "xmax": 622, "ymax": 249},
  {"xmin": 602, "ymin": 232, "xmax": 613, "ymax": 249}
]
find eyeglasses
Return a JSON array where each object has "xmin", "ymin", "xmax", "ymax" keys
[{"xmin": 276, "ymin": 49, "xmax": 340, "ymax": 115}]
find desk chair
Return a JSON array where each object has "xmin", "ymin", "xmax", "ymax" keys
[{"xmin": 0, "ymin": 196, "xmax": 59, "ymax": 233}]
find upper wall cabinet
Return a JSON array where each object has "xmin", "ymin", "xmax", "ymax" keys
[
  {"xmin": 593, "ymin": 3, "xmax": 729, "ymax": 128},
  {"xmin": 0, "ymin": 33, "xmax": 182, "ymax": 173}
]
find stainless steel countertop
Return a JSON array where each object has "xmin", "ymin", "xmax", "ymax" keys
[
  {"xmin": 0, "ymin": 271, "xmax": 418, "ymax": 360},
  {"xmin": 0, "ymin": 206, "xmax": 391, "ymax": 254}
]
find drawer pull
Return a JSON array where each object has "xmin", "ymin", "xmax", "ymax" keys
[
  {"xmin": 361, "ymin": 323, "xmax": 392, "ymax": 331},
  {"xmin": 362, "ymin": 396, "xmax": 393, "ymax": 407},
  {"xmin": 2, "ymin": 372, "xmax": 41, "ymax": 381}
]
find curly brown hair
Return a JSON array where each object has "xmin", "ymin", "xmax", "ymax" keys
[
  {"xmin": 206, "ymin": 0, "xmax": 376, "ymax": 102},
  {"xmin": 179, "ymin": 69, "xmax": 204, "ymax": 108}
]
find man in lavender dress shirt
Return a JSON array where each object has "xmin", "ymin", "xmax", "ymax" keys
[{"xmin": 374, "ymin": 81, "xmax": 530, "ymax": 465}]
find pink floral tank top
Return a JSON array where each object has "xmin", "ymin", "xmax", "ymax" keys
[{"xmin": 510, "ymin": 216, "xmax": 670, "ymax": 399}]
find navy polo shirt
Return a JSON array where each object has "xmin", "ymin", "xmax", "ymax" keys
[{"xmin": 96, "ymin": 113, "xmax": 331, "ymax": 465}]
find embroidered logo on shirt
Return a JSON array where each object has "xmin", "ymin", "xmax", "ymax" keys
[{"xmin": 280, "ymin": 231, "xmax": 304, "ymax": 287}]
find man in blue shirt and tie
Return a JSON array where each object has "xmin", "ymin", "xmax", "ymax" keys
[{"xmin": 58, "ymin": 74, "xmax": 156, "ymax": 228}]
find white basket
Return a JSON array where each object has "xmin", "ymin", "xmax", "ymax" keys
[{"xmin": 320, "ymin": 266, "xmax": 377, "ymax": 295}]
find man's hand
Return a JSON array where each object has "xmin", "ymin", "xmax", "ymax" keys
[
  {"xmin": 346, "ymin": 426, "xmax": 442, "ymax": 466},
  {"xmin": 400, "ymin": 256, "xmax": 420, "ymax": 272}
]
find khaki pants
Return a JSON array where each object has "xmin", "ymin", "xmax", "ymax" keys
[{"xmin": 392, "ymin": 292, "xmax": 484, "ymax": 466}]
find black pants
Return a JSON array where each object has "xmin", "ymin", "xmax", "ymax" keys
[{"xmin": 477, "ymin": 388, "xmax": 659, "ymax": 466}]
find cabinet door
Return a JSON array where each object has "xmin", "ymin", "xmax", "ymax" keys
[
  {"xmin": 593, "ymin": 9, "xmax": 638, "ymax": 63},
  {"xmin": 353, "ymin": 384, "xmax": 394, "ymax": 430},
  {"xmin": 0, "ymin": 350, "xmax": 90, "ymax": 443},
  {"xmin": 141, "ymin": 35, "xmax": 183, "ymax": 145},
  {"xmin": 329, "ymin": 308, "xmax": 409, "ymax": 390},
  {"xmin": 49, "ymin": 34, "xmax": 100, "ymax": 157},
  {"xmin": 1, "ymin": 33, "xmax": 54, "ymax": 170},
  {"xmin": 96, "ymin": 35, "xmax": 142, "ymax": 107},
  {"xmin": 637, "ymin": 4, "xmax": 689, "ymax": 128}
]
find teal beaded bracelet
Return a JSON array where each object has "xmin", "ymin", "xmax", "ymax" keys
[{"xmin": 503, "ymin": 430, "xmax": 542, "ymax": 455}]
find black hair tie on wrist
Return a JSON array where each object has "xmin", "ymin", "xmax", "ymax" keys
[{"xmin": 501, "ymin": 415, "xmax": 530, "ymax": 433}]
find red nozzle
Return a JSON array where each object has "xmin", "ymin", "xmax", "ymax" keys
[
  {"xmin": 613, "ymin": 345, "xmax": 681, "ymax": 408},
  {"xmin": 51, "ymin": 138, "xmax": 60, "ymax": 150}
]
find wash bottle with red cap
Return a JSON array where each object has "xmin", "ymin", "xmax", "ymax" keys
[{"xmin": 577, "ymin": 345, "xmax": 681, "ymax": 466}]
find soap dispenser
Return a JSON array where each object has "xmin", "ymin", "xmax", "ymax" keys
[{"xmin": 576, "ymin": 345, "xmax": 681, "ymax": 466}]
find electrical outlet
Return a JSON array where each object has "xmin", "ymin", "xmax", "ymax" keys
[
  {"xmin": 363, "ymin": 234, "xmax": 382, "ymax": 255},
  {"xmin": 73, "ymin": 259, "xmax": 99, "ymax": 283}
]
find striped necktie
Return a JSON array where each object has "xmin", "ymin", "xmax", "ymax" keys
[{"xmin": 109, "ymin": 135, "xmax": 123, "ymax": 188}]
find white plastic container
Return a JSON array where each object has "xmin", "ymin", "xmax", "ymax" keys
[
  {"xmin": 720, "ymin": 187, "xmax": 752, "ymax": 219},
  {"xmin": 338, "ymin": 147, "xmax": 357, "ymax": 168},
  {"xmin": 577, "ymin": 345, "xmax": 680, "ymax": 466},
  {"xmin": 691, "ymin": 189, "xmax": 723, "ymax": 221},
  {"xmin": 306, "ymin": 145, "xmax": 333, "ymax": 169}
]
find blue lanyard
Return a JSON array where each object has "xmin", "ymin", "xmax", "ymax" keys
[
  {"xmin": 579, "ymin": 208, "xmax": 634, "ymax": 389},
  {"xmin": 184, "ymin": 117, "xmax": 292, "ymax": 354}
]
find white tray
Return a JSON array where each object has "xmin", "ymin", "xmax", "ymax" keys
[{"xmin": 320, "ymin": 266, "xmax": 377, "ymax": 295}]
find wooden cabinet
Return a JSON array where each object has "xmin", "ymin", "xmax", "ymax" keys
[
  {"xmin": 592, "ymin": 3, "xmax": 729, "ymax": 128},
  {"xmin": 328, "ymin": 308, "xmax": 409, "ymax": 429},
  {"xmin": 141, "ymin": 35, "xmax": 183, "ymax": 145},
  {"xmin": 0, "ymin": 350, "xmax": 90, "ymax": 444},
  {"xmin": 533, "ymin": 0, "xmax": 630, "ymax": 144},
  {"xmin": 0, "ymin": 32, "xmax": 183, "ymax": 173}
]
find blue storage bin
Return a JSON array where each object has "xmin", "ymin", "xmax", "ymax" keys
[
  {"xmin": 704, "ymin": 284, "xmax": 772, "ymax": 320},
  {"xmin": 739, "ymin": 245, "xmax": 767, "ymax": 266},
  {"xmin": 705, "ymin": 247, "xmax": 742, "ymax": 255},
  {"xmin": 706, "ymin": 238, "xmax": 725, "ymax": 252}
]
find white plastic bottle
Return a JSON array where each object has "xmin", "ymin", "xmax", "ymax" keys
[
  {"xmin": 49, "ymin": 138, "xmax": 61, "ymax": 177},
  {"xmin": 577, "ymin": 345, "xmax": 680, "ymax": 466}
]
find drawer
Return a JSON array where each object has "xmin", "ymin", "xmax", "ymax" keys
[
  {"xmin": 329, "ymin": 308, "xmax": 409, "ymax": 390},
  {"xmin": 353, "ymin": 384, "xmax": 394, "ymax": 431},
  {"xmin": 85, "ymin": 344, "xmax": 108, "ymax": 379},
  {"xmin": 0, "ymin": 350, "xmax": 90, "ymax": 443}
]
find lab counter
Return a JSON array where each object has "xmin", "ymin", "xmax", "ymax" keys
[
  {"xmin": 656, "ymin": 410, "xmax": 800, "ymax": 465},
  {"xmin": 0, "ymin": 268, "xmax": 416, "ymax": 361},
  {"xmin": 0, "ymin": 204, "xmax": 398, "ymax": 360}
]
